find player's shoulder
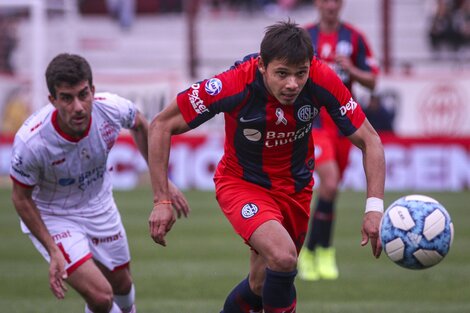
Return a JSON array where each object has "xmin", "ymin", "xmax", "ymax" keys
[
  {"xmin": 309, "ymin": 57, "xmax": 345, "ymax": 89},
  {"xmin": 93, "ymin": 92, "xmax": 132, "ymax": 112},
  {"xmin": 15, "ymin": 104, "xmax": 54, "ymax": 143},
  {"xmin": 304, "ymin": 22, "xmax": 319, "ymax": 32},
  {"xmin": 341, "ymin": 22, "xmax": 368, "ymax": 39}
]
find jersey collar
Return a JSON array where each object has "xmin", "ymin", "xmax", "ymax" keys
[{"xmin": 51, "ymin": 110, "xmax": 92, "ymax": 142}]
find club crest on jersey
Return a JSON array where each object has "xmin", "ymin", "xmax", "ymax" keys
[
  {"xmin": 241, "ymin": 203, "xmax": 259, "ymax": 219},
  {"xmin": 205, "ymin": 78, "xmax": 222, "ymax": 96},
  {"xmin": 298, "ymin": 105, "xmax": 317, "ymax": 122}
]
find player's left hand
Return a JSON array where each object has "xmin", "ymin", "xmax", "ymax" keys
[
  {"xmin": 168, "ymin": 180, "xmax": 190, "ymax": 218},
  {"xmin": 49, "ymin": 249, "xmax": 68, "ymax": 299},
  {"xmin": 149, "ymin": 203, "xmax": 175, "ymax": 246},
  {"xmin": 335, "ymin": 55, "xmax": 353, "ymax": 72},
  {"xmin": 361, "ymin": 211, "xmax": 383, "ymax": 258}
]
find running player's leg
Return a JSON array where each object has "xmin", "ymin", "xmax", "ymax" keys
[
  {"xmin": 87, "ymin": 208, "xmax": 136, "ymax": 313},
  {"xmin": 96, "ymin": 262, "xmax": 136, "ymax": 313},
  {"xmin": 66, "ymin": 260, "xmax": 121, "ymax": 313},
  {"xmin": 221, "ymin": 251, "xmax": 263, "ymax": 313},
  {"xmin": 249, "ymin": 220, "xmax": 298, "ymax": 313}
]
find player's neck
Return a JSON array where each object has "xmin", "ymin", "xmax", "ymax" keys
[{"xmin": 319, "ymin": 20, "xmax": 340, "ymax": 33}]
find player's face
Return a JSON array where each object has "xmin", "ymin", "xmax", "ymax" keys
[
  {"xmin": 316, "ymin": 0, "xmax": 342, "ymax": 24},
  {"xmin": 258, "ymin": 57, "xmax": 310, "ymax": 106},
  {"xmin": 49, "ymin": 80, "xmax": 95, "ymax": 138}
]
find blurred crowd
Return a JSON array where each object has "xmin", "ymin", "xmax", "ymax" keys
[{"xmin": 428, "ymin": 0, "xmax": 470, "ymax": 59}]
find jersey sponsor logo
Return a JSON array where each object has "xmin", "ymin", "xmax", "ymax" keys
[
  {"xmin": 51, "ymin": 230, "xmax": 72, "ymax": 242},
  {"xmin": 297, "ymin": 105, "xmax": 317, "ymax": 122},
  {"xmin": 243, "ymin": 128, "xmax": 262, "ymax": 141},
  {"xmin": 58, "ymin": 178, "xmax": 76, "ymax": 186},
  {"xmin": 241, "ymin": 203, "xmax": 259, "ymax": 219},
  {"xmin": 78, "ymin": 164, "xmax": 106, "ymax": 191},
  {"xmin": 205, "ymin": 78, "xmax": 222, "ymax": 96},
  {"xmin": 11, "ymin": 154, "xmax": 30, "ymax": 178},
  {"xmin": 339, "ymin": 98, "xmax": 358, "ymax": 116},
  {"xmin": 275, "ymin": 108, "xmax": 288, "ymax": 125},
  {"xmin": 265, "ymin": 123, "xmax": 312, "ymax": 148},
  {"xmin": 91, "ymin": 231, "xmax": 123, "ymax": 246},
  {"xmin": 188, "ymin": 83, "xmax": 209, "ymax": 115}
]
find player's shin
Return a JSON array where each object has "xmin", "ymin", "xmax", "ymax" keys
[
  {"xmin": 221, "ymin": 276, "xmax": 262, "ymax": 313},
  {"xmin": 114, "ymin": 283, "xmax": 136, "ymax": 313},
  {"xmin": 262, "ymin": 268, "xmax": 297, "ymax": 313}
]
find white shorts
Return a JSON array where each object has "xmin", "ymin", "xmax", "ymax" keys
[{"xmin": 23, "ymin": 206, "xmax": 131, "ymax": 275}]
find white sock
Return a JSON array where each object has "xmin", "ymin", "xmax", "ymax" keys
[{"xmin": 114, "ymin": 284, "xmax": 136, "ymax": 313}]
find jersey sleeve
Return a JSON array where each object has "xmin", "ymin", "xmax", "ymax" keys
[
  {"xmin": 176, "ymin": 60, "xmax": 253, "ymax": 129},
  {"xmin": 10, "ymin": 136, "xmax": 39, "ymax": 188},
  {"xmin": 354, "ymin": 31, "xmax": 379, "ymax": 75},
  {"xmin": 311, "ymin": 59, "xmax": 366, "ymax": 136},
  {"xmin": 94, "ymin": 93, "xmax": 137, "ymax": 129}
]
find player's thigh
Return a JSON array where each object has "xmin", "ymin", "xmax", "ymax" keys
[
  {"xmin": 95, "ymin": 261, "xmax": 133, "ymax": 295},
  {"xmin": 215, "ymin": 177, "xmax": 284, "ymax": 244},
  {"xmin": 66, "ymin": 258, "xmax": 113, "ymax": 300}
]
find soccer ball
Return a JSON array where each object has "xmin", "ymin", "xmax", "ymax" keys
[{"xmin": 380, "ymin": 195, "xmax": 454, "ymax": 270}]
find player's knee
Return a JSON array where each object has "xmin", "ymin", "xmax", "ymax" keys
[
  {"xmin": 267, "ymin": 250, "xmax": 297, "ymax": 272},
  {"xmin": 85, "ymin": 287, "xmax": 114, "ymax": 313}
]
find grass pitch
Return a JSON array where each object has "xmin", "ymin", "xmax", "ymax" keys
[{"xmin": 0, "ymin": 187, "xmax": 469, "ymax": 312}]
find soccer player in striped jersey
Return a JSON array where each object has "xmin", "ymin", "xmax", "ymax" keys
[
  {"xmin": 298, "ymin": 0, "xmax": 380, "ymax": 281},
  {"xmin": 10, "ymin": 53, "xmax": 189, "ymax": 313},
  {"xmin": 148, "ymin": 20, "xmax": 384, "ymax": 313}
]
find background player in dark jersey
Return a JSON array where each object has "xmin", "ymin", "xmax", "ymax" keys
[
  {"xmin": 148, "ymin": 20, "xmax": 384, "ymax": 313},
  {"xmin": 298, "ymin": 0, "xmax": 380, "ymax": 281}
]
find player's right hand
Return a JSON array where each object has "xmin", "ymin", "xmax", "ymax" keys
[
  {"xmin": 149, "ymin": 203, "xmax": 176, "ymax": 246},
  {"xmin": 49, "ymin": 249, "xmax": 68, "ymax": 299}
]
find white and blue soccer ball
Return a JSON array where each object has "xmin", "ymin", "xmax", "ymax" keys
[{"xmin": 380, "ymin": 195, "xmax": 454, "ymax": 270}]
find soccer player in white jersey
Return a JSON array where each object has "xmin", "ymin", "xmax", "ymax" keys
[{"xmin": 10, "ymin": 53, "xmax": 190, "ymax": 313}]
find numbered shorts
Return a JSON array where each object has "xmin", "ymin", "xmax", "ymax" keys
[
  {"xmin": 215, "ymin": 176, "xmax": 313, "ymax": 253},
  {"xmin": 312, "ymin": 129, "xmax": 352, "ymax": 178},
  {"xmin": 23, "ymin": 207, "xmax": 130, "ymax": 275}
]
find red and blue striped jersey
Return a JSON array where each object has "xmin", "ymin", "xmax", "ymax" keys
[
  {"xmin": 176, "ymin": 56, "xmax": 365, "ymax": 194},
  {"xmin": 305, "ymin": 22, "xmax": 379, "ymax": 134}
]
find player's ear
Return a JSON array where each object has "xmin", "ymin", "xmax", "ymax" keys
[
  {"xmin": 90, "ymin": 84, "xmax": 95, "ymax": 95},
  {"xmin": 257, "ymin": 56, "xmax": 266, "ymax": 74},
  {"xmin": 48, "ymin": 94, "xmax": 57, "ymax": 107}
]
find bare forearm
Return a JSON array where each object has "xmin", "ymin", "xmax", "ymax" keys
[
  {"xmin": 148, "ymin": 118, "xmax": 172, "ymax": 202},
  {"xmin": 12, "ymin": 195, "xmax": 58, "ymax": 255},
  {"xmin": 362, "ymin": 135, "xmax": 385, "ymax": 199}
]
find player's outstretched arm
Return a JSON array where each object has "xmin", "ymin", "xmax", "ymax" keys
[
  {"xmin": 348, "ymin": 118, "xmax": 385, "ymax": 258},
  {"xmin": 130, "ymin": 110, "xmax": 150, "ymax": 164},
  {"xmin": 11, "ymin": 183, "xmax": 68, "ymax": 298},
  {"xmin": 148, "ymin": 98, "xmax": 191, "ymax": 246}
]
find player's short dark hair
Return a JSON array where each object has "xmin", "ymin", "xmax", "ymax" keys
[
  {"xmin": 260, "ymin": 19, "xmax": 314, "ymax": 67},
  {"xmin": 45, "ymin": 53, "xmax": 93, "ymax": 98}
]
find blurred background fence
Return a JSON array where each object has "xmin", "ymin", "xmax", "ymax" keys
[{"xmin": 1, "ymin": 0, "xmax": 469, "ymax": 191}]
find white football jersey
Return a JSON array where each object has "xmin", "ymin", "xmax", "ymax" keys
[{"xmin": 10, "ymin": 92, "xmax": 137, "ymax": 217}]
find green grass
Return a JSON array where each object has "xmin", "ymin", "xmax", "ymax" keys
[{"xmin": 1, "ymin": 187, "xmax": 469, "ymax": 312}]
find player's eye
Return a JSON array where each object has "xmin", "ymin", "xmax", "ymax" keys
[
  {"xmin": 78, "ymin": 90, "xmax": 89, "ymax": 100},
  {"xmin": 60, "ymin": 95, "xmax": 73, "ymax": 103}
]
